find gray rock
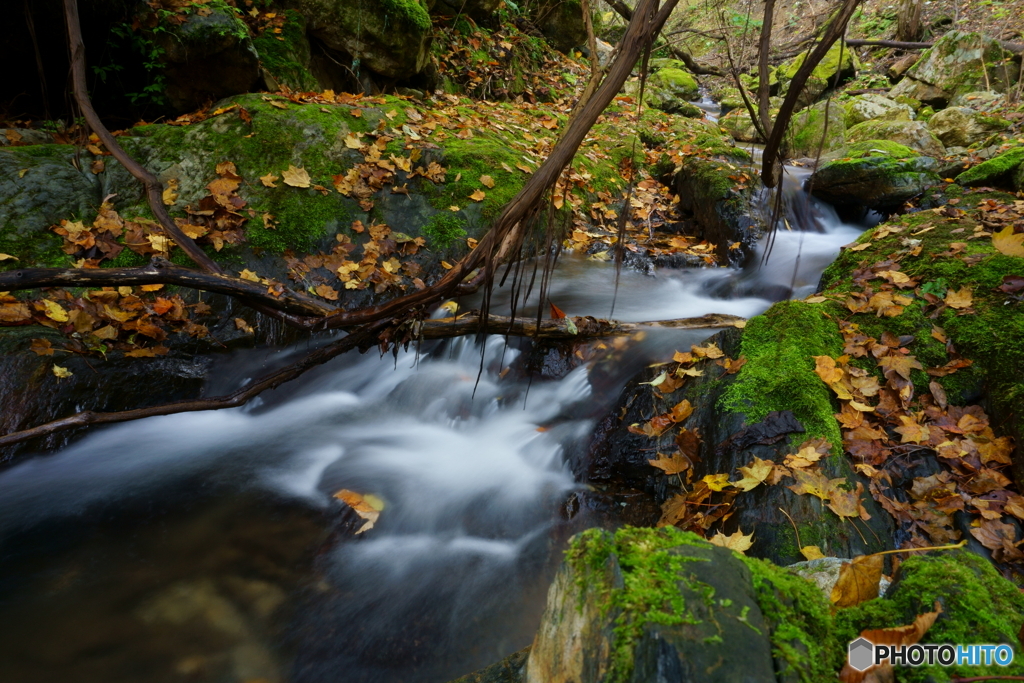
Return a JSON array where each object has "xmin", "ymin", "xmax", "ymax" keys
[
  {"xmin": 889, "ymin": 30, "xmax": 1013, "ymax": 106},
  {"xmin": 0, "ymin": 129, "xmax": 54, "ymax": 146},
  {"xmin": 950, "ymin": 89, "xmax": 1008, "ymax": 112},
  {"xmin": 928, "ymin": 106, "xmax": 1009, "ymax": 148},
  {"xmin": 843, "ymin": 93, "xmax": 914, "ymax": 127}
]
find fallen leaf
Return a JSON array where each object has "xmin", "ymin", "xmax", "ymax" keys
[
  {"xmin": 649, "ymin": 452, "xmax": 691, "ymax": 475},
  {"xmin": 30, "ymin": 338, "xmax": 55, "ymax": 356},
  {"xmin": 0, "ymin": 253, "xmax": 19, "ymax": 261},
  {"xmin": 479, "ymin": 175, "xmax": 495, "ymax": 188},
  {"xmin": 333, "ymin": 489, "xmax": 384, "ymax": 534},
  {"xmin": 733, "ymin": 456, "xmax": 774, "ymax": 491},
  {"xmin": 162, "ymin": 178, "xmax": 179, "ymax": 206},
  {"xmin": 703, "ymin": 473, "xmax": 731, "ymax": 492},
  {"xmin": 830, "ymin": 553, "xmax": 884, "ymax": 608},
  {"xmin": 469, "ymin": 189, "xmax": 486, "ymax": 202},
  {"xmin": 282, "ymin": 165, "xmax": 311, "ymax": 188},
  {"xmin": 992, "ymin": 225, "xmax": 1024, "ymax": 257},
  {"xmin": 52, "ymin": 364, "xmax": 73, "ymax": 379},
  {"xmin": 708, "ymin": 529, "xmax": 754, "ymax": 554},
  {"xmin": 944, "ymin": 286, "xmax": 973, "ymax": 310},
  {"xmin": 800, "ymin": 545, "xmax": 826, "ymax": 560},
  {"xmin": 260, "ymin": 173, "xmax": 279, "ymax": 188},
  {"xmin": 41, "ymin": 299, "xmax": 69, "ymax": 322}
]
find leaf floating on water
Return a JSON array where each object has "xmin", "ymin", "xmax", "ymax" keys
[
  {"xmin": 830, "ymin": 553, "xmax": 884, "ymax": 608},
  {"xmin": 334, "ymin": 489, "xmax": 385, "ymax": 534}
]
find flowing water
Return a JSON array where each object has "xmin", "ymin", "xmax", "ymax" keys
[{"xmin": 0, "ymin": 169, "xmax": 871, "ymax": 683}]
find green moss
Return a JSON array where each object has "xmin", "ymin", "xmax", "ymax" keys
[
  {"xmin": 956, "ymin": 146, "xmax": 1024, "ymax": 186},
  {"xmin": 252, "ymin": 9, "xmax": 319, "ymax": 92},
  {"xmin": 742, "ymin": 556, "xmax": 842, "ymax": 681},
  {"xmin": 843, "ymin": 140, "xmax": 919, "ymax": 158},
  {"xmin": 566, "ymin": 527, "xmax": 713, "ymax": 683},
  {"xmin": 779, "ymin": 41, "xmax": 857, "ymax": 83},
  {"xmin": 381, "ymin": 0, "xmax": 431, "ymax": 32},
  {"xmin": 835, "ymin": 551, "xmax": 1024, "ymax": 681},
  {"xmin": 422, "ymin": 212, "xmax": 468, "ymax": 249},
  {"xmin": 428, "ymin": 133, "xmax": 526, "ymax": 221},
  {"xmin": 720, "ymin": 300, "xmax": 845, "ymax": 449}
]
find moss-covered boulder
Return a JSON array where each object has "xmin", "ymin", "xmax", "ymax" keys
[
  {"xmin": 843, "ymin": 93, "xmax": 914, "ymax": 128},
  {"xmin": 526, "ymin": 527, "xmax": 840, "ymax": 683},
  {"xmin": 522, "ymin": 0, "xmax": 587, "ymax": 54},
  {"xmin": 645, "ymin": 65, "xmax": 700, "ymax": 114},
  {"xmin": 928, "ymin": 106, "xmax": 1011, "ymax": 148},
  {"xmin": 810, "ymin": 144, "xmax": 939, "ymax": 212},
  {"xmin": 836, "ymin": 551, "xmax": 1024, "ymax": 681},
  {"xmin": 294, "ymin": 0, "xmax": 433, "ymax": 79},
  {"xmin": 719, "ymin": 107, "xmax": 764, "ymax": 143},
  {"xmin": 147, "ymin": 5, "xmax": 260, "ymax": 112},
  {"xmin": 955, "ymin": 146, "xmax": 1024, "ymax": 187},
  {"xmin": 889, "ymin": 30, "xmax": 1015, "ymax": 106},
  {"xmin": 846, "ymin": 119, "xmax": 945, "ymax": 157},
  {"xmin": 785, "ymin": 100, "xmax": 846, "ymax": 158},
  {"xmin": 253, "ymin": 9, "xmax": 320, "ymax": 92},
  {"xmin": 777, "ymin": 41, "xmax": 858, "ymax": 107}
]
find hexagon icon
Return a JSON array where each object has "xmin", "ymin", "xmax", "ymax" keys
[{"xmin": 848, "ymin": 637, "xmax": 874, "ymax": 671}]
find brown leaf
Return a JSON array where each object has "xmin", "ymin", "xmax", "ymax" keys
[
  {"xmin": 649, "ymin": 452, "xmax": 691, "ymax": 475},
  {"xmin": 282, "ymin": 165, "xmax": 311, "ymax": 188},
  {"xmin": 30, "ymin": 338, "xmax": 55, "ymax": 356},
  {"xmin": 733, "ymin": 456, "xmax": 773, "ymax": 491},
  {"xmin": 549, "ymin": 301, "xmax": 566, "ymax": 319},
  {"xmin": 944, "ymin": 286, "xmax": 973, "ymax": 310},
  {"xmin": 830, "ymin": 553, "xmax": 884, "ymax": 608}
]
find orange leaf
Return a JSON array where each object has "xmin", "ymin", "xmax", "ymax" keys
[{"xmin": 830, "ymin": 554, "xmax": 883, "ymax": 608}]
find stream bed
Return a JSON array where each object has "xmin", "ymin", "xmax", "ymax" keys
[{"xmin": 0, "ymin": 173, "xmax": 871, "ymax": 683}]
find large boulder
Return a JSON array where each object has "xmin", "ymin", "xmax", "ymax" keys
[
  {"xmin": 810, "ymin": 140, "xmax": 940, "ymax": 212},
  {"xmin": 785, "ymin": 100, "xmax": 846, "ymax": 157},
  {"xmin": 889, "ymin": 30, "xmax": 1013, "ymax": 106},
  {"xmin": 928, "ymin": 106, "xmax": 1010, "ymax": 148},
  {"xmin": 846, "ymin": 119, "xmax": 945, "ymax": 157},
  {"xmin": 148, "ymin": 6, "xmax": 261, "ymax": 112},
  {"xmin": 291, "ymin": 0, "xmax": 433, "ymax": 80},
  {"xmin": 950, "ymin": 89, "xmax": 1008, "ymax": 112},
  {"xmin": 525, "ymin": 527, "xmax": 840, "ymax": 683},
  {"xmin": 645, "ymin": 61, "xmax": 700, "ymax": 113},
  {"xmin": 523, "ymin": 0, "xmax": 587, "ymax": 54},
  {"xmin": 719, "ymin": 107, "xmax": 764, "ymax": 143},
  {"xmin": 777, "ymin": 41, "xmax": 858, "ymax": 107},
  {"xmin": 252, "ymin": 9, "xmax": 320, "ymax": 92},
  {"xmin": 843, "ymin": 93, "xmax": 914, "ymax": 127}
]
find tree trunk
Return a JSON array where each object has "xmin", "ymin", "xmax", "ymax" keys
[{"xmin": 896, "ymin": 0, "xmax": 923, "ymax": 42}]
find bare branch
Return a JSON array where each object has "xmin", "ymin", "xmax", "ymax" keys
[{"xmin": 416, "ymin": 312, "xmax": 747, "ymax": 339}]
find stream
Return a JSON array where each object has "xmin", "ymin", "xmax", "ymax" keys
[{"xmin": 0, "ymin": 166, "xmax": 873, "ymax": 683}]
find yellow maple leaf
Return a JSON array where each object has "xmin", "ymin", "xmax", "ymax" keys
[
  {"xmin": 479, "ymin": 174, "xmax": 496, "ymax": 188},
  {"xmin": 52, "ymin": 364, "xmax": 73, "ymax": 379},
  {"xmin": 733, "ymin": 457, "xmax": 773, "ymax": 492},
  {"xmin": 992, "ymin": 225, "xmax": 1024, "ymax": 257},
  {"xmin": 41, "ymin": 299, "xmax": 69, "ymax": 322},
  {"xmin": 800, "ymin": 545, "xmax": 826, "ymax": 560},
  {"xmin": 703, "ymin": 473, "xmax": 731, "ymax": 492},
  {"xmin": 708, "ymin": 529, "xmax": 754, "ymax": 554},
  {"xmin": 239, "ymin": 269, "xmax": 260, "ymax": 282},
  {"xmin": 469, "ymin": 189, "xmax": 486, "ymax": 202},
  {"xmin": 282, "ymin": 165, "xmax": 311, "ymax": 188},
  {"xmin": 260, "ymin": 173, "xmax": 279, "ymax": 188}
]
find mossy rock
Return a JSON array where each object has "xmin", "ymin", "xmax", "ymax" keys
[
  {"xmin": 846, "ymin": 119, "xmax": 945, "ymax": 157},
  {"xmin": 835, "ymin": 550, "xmax": 1024, "ymax": 681},
  {"xmin": 955, "ymin": 146, "xmax": 1024, "ymax": 187},
  {"xmin": 253, "ymin": 9, "xmax": 320, "ymax": 93},
  {"xmin": 147, "ymin": 4, "xmax": 260, "ymax": 112},
  {"xmin": 526, "ymin": 527, "xmax": 836, "ymax": 683},
  {"xmin": 843, "ymin": 93, "xmax": 914, "ymax": 128},
  {"xmin": 928, "ymin": 106, "xmax": 1011, "ymax": 148},
  {"xmin": 785, "ymin": 100, "xmax": 846, "ymax": 158},
  {"xmin": 810, "ymin": 144, "xmax": 939, "ymax": 211},
  {"xmin": 778, "ymin": 41, "xmax": 858, "ymax": 85},
  {"xmin": 890, "ymin": 30, "xmax": 1015, "ymax": 106},
  {"xmin": 294, "ymin": 0, "xmax": 433, "ymax": 79},
  {"xmin": 645, "ymin": 68, "xmax": 700, "ymax": 113},
  {"xmin": 522, "ymin": 0, "xmax": 587, "ymax": 54}
]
